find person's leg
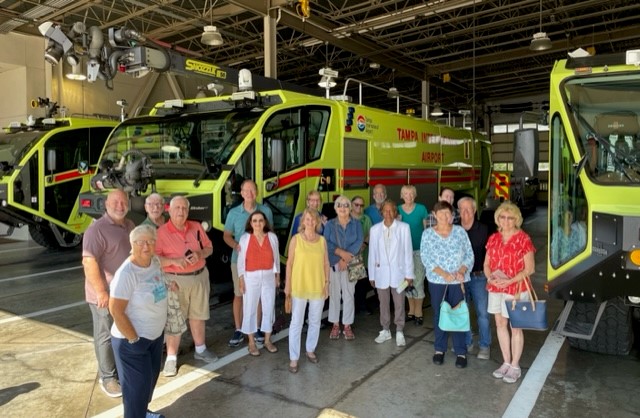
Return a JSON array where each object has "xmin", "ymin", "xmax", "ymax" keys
[
  {"xmin": 495, "ymin": 314, "xmax": 511, "ymax": 364},
  {"xmin": 428, "ymin": 282, "xmax": 448, "ymax": 353},
  {"xmin": 470, "ymin": 276, "xmax": 491, "ymax": 350},
  {"xmin": 412, "ymin": 251, "xmax": 426, "ymax": 322},
  {"xmin": 306, "ymin": 298, "xmax": 324, "ymax": 353},
  {"xmin": 447, "ymin": 284, "xmax": 468, "ymax": 356},
  {"xmin": 342, "ymin": 271, "xmax": 357, "ymax": 326},
  {"xmin": 190, "ymin": 271, "xmax": 211, "ymax": 347},
  {"xmin": 148, "ymin": 335, "xmax": 164, "ymax": 403},
  {"xmin": 391, "ymin": 288, "xmax": 406, "ymax": 332},
  {"xmin": 260, "ymin": 270, "xmax": 276, "ymax": 334},
  {"xmin": 240, "ymin": 271, "xmax": 261, "ymax": 340},
  {"xmin": 377, "ymin": 287, "xmax": 391, "ymax": 330},
  {"xmin": 231, "ymin": 264, "xmax": 244, "ymax": 341},
  {"xmin": 89, "ymin": 304, "xmax": 117, "ymax": 380},
  {"xmin": 328, "ymin": 268, "xmax": 341, "ymax": 325},
  {"xmin": 112, "ymin": 337, "xmax": 150, "ymax": 418},
  {"xmin": 289, "ymin": 297, "xmax": 306, "ymax": 361},
  {"xmin": 510, "ymin": 328, "xmax": 524, "ymax": 369}
]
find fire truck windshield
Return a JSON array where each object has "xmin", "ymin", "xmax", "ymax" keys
[
  {"xmin": 564, "ymin": 73, "xmax": 640, "ymax": 183},
  {"xmin": 0, "ymin": 130, "xmax": 43, "ymax": 168},
  {"xmin": 101, "ymin": 110, "xmax": 262, "ymax": 180}
]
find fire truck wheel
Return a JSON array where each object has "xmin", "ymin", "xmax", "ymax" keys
[
  {"xmin": 567, "ymin": 297, "xmax": 633, "ymax": 355},
  {"xmin": 29, "ymin": 224, "xmax": 81, "ymax": 250}
]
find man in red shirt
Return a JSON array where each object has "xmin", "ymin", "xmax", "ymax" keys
[{"xmin": 155, "ymin": 196, "xmax": 215, "ymax": 377}]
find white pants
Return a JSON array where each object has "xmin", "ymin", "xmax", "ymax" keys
[
  {"xmin": 289, "ymin": 297, "xmax": 324, "ymax": 361},
  {"xmin": 328, "ymin": 268, "xmax": 356, "ymax": 325},
  {"xmin": 240, "ymin": 269, "xmax": 276, "ymax": 334}
]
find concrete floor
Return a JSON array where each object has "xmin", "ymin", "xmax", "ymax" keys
[{"xmin": 1, "ymin": 207, "xmax": 639, "ymax": 418}]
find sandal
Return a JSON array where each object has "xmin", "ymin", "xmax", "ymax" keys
[
  {"xmin": 248, "ymin": 345, "xmax": 261, "ymax": 356},
  {"xmin": 329, "ymin": 324, "xmax": 341, "ymax": 339},
  {"xmin": 264, "ymin": 342, "xmax": 278, "ymax": 353},
  {"xmin": 343, "ymin": 325, "xmax": 355, "ymax": 340},
  {"xmin": 306, "ymin": 352, "xmax": 319, "ymax": 363},
  {"xmin": 288, "ymin": 361, "xmax": 298, "ymax": 374}
]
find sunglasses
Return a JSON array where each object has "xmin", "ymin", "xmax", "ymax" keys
[
  {"xmin": 352, "ymin": 203, "xmax": 364, "ymax": 207},
  {"xmin": 336, "ymin": 203, "xmax": 350, "ymax": 208}
]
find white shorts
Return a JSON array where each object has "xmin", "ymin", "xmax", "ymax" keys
[{"xmin": 487, "ymin": 291, "xmax": 529, "ymax": 318}]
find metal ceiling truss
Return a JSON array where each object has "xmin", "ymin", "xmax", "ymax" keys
[{"xmin": 1, "ymin": 0, "xmax": 639, "ymax": 114}]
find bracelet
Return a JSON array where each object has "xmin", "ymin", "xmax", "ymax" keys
[{"xmin": 128, "ymin": 336, "xmax": 140, "ymax": 344}]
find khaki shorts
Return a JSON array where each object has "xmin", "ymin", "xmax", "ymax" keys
[
  {"xmin": 231, "ymin": 263, "xmax": 242, "ymax": 297},
  {"xmin": 487, "ymin": 291, "xmax": 529, "ymax": 318},
  {"xmin": 169, "ymin": 267, "xmax": 211, "ymax": 321}
]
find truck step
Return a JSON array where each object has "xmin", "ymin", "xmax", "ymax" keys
[{"xmin": 553, "ymin": 300, "xmax": 607, "ymax": 340}]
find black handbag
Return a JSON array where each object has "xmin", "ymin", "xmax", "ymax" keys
[{"xmin": 505, "ymin": 278, "xmax": 548, "ymax": 331}]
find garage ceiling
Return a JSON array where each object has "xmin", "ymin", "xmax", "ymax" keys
[{"xmin": 2, "ymin": 0, "xmax": 639, "ymax": 115}]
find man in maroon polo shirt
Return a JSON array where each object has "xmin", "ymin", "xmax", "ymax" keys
[
  {"xmin": 155, "ymin": 195, "xmax": 215, "ymax": 377},
  {"xmin": 83, "ymin": 188, "xmax": 135, "ymax": 398}
]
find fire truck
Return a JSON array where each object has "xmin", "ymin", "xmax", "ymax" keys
[
  {"xmin": 78, "ymin": 74, "xmax": 492, "ymax": 280},
  {"xmin": 548, "ymin": 50, "xmax": 640, "ymax": 354},
  {"xmin": 0, "ymin": 99, "xmax": 117, "ymax": 249}
]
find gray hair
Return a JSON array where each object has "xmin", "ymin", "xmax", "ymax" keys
[
  {"xmin": 457, "ymin": 196, "xmax": 477, "ymax": 211},
  {"xmin": 145, "ymin": 193, "xmax": 164, "ymax": 205},
  {"xmin": 169, "ymin": 195, "xmax": 190, "ymax": 209},
  {"xmin": 333, "ymin": 194, "xmax": 351, "ymax": 210},
  {"xmin": 130, "ymin": 224, "xmax": 157, "ymax": 244}
]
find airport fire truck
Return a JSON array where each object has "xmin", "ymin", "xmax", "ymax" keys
[
  {"xmin": 78, "ymin": 75, "xmax": 492, "ymax": 280},
  {"xmin": 0, "ymin": 100, "xmax": 117, "ymax": 249},
  {"xmin": 548, "ymin": 50, "xmax": 640, "ymax": 354}
]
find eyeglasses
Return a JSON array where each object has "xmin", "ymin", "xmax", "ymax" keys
[
  {"xmin": 352, "ymin": 203, "xmax": 364, "ymax": 207},
  {"xmin": 133, "ymin": 239, "xmax": 156, "ymax": 246},
  {"xmin": 499, "ymin": 215, "xmax": 516, "ymax": 221},
  {"xmin": 336, "ymin": 203, "xmax": 350, "ymax": 208}
]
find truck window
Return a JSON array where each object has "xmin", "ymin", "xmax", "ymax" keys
[
  {"xmin": 262, "ymin": 106, "xmax": 330, "ymax": 179},
  {"xmin": 549, "ymin": 113, "xmax": 588, "ymax": 267},
  {"xmin": 45, "ymin": 128, "xmax": 90, "ymax": 173}
]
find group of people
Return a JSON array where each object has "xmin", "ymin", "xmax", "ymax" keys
[
  {"xmin": 83, "ymin": 190, "xmax": 215, "ymax": 418},
  {"xmin": 82, "ymin": 181, "xmax": 535, "ymax": 417}
]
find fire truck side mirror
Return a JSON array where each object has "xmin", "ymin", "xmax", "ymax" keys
[
  {"xmin": 270, "ymin": 138, "xmax": 285, "ymax": 174},
  {"xmin": 46, "ymin": 149, "xmax": 57, "ymax": 172}
]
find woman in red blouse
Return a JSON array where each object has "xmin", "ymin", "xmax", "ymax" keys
[
  {"xmin": 483, "ymin": 201, "xmax": 535, "ymax": 384},
  {"xmin": 237, "ymin": 211, "xmax": 281, "ymax": 356}
]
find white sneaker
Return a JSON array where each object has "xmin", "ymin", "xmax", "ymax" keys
[
  {"xmin": 374, "ymin": 329, "xmax": 392, "ymax": 343},
  {"xmin": 162, "ymin": 359, "xmax": 177, "ymax": 377},
  {"xmin": 396, "ymin": 331, "xmax": 406, "ymax": 347}
]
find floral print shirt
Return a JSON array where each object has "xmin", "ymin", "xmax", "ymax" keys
[{"xmin": 420, "ymin": 225, "xmax": 474, "ymax": 284}]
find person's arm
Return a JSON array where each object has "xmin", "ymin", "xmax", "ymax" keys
[
  {"xmin": 322, "ymin": 238, "xmax": 330, "ymax": 299},
  {"xmin": 237, "ymin": 233, "xmax": 248, "ymax": 278},
  {"xmin": 83, "ymin": 256, "xmax": 109, "ymax": 308},
  {"xmin": 345, "ymin": 220, "xmax": 364, "ymax": 257},
  {"xmin": 402, "ymin": 225, "xmax": 415, "ymax": 282},
  {"xmin": 223, "ymin": 229, "xmax": 239, "ymax": 252},
  {"xmin": 109, "ymin": 297, "xmax": 138, "ymax": 342},
  {"xmin": 285, "ymin": 235, "xmax": 297, "ymax": 296},
  {"xmin": 368, "ymin": 227, "xmax": 378, "ymax": 286},
  {"xmin": 512, "ymin": 251, "xmax": 535, "ymax": 284}
]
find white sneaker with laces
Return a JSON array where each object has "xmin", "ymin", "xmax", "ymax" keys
[
  {"xmin": 396, "ymin": 331, "xmax": 406, "ymax": 347},
  {"xmin": 374, "ymin": 329, "xmax": 392, "ymax": 344}
]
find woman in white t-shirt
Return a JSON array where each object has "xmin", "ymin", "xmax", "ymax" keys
[{"xmin": 110, "ymin": 224, "xmax": 174, "ymax": 418}]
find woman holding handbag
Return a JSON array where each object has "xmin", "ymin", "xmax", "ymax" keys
[
  {"xmin": 420, "ymin": 201, "xmax": 474, "ymax": 368},
  {"xmin": 323, "ymin": 195, "xmax": 364, "ymax": 340},
  {"xmin": 484, "ymin": 201, "xmax": 535, "ymax": 384}
]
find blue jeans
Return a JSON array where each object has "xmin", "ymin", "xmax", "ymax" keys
[
  {"xmin": 112, "ymin": 335, "xmax": 164, "ymax": 418},
  {"xmin": 428, "ymin": 281, "xmax": 467, "ymax": 356},
  {"xmin": 464, "ymin": 273, "xmax": 491, "ymax": 349}
]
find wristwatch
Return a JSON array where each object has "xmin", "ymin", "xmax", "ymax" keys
[{"xmin": 128, "ymin": 336, "xmax": 140, "ymax": 344}]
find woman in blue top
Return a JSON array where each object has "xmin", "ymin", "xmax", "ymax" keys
[
  {"xmin": 397, "ymin": 184, "xmax": 429, "ymax": 325},
  {"xmin": 323, "ymin": 195, "xmax": 364, "ymax": 340},
  {"xmin": 420, "ymin": 201, "xmax": 474, "ymax": 369}
]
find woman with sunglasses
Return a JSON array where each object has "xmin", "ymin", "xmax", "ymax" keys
[
  {"xmin": 351, "ymin": 195, "xmax": 373, "ymax": 315},
  {"xmin": 484, "ymin": 201, "xmax": 535, "ymax": 384},
  {"xmin": 323, "ymin": 195, "xmax": 363, "ymax": 340}
]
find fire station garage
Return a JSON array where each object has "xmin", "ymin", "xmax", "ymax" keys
[{"xmin": 1, "ymin": 2, "xmax": 640, "ymax": 418}]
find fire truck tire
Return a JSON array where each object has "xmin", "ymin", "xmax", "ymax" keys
[
  {"xmin": 28, "ymin": 224, "xmax": 81, "ymax": 250},
  {"xmin": 567, "ymin": 297, "xmax": 633, "ymax": 355}
]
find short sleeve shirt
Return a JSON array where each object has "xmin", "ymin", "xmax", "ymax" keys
[
  {"xmin": 224, "ymin": 203, "xmax": 274, "ymax": 263},
  {"xmin": 485, "ymin": 229, "xmax": 536, "ymax": 295},
  {"xmin": 156, "ymin": 220, "xmax": 213, "ymax": 274},
  {"xmin": 82, "ymin": 213, "xmax": 135, "ymax": 304}
]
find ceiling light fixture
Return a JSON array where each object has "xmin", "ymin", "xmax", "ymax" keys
[
  {"xmin": 530, "ymin": 0, "xmax": 551, "ymax": 51},
  {"xmin": 431, "ymin": 102, "xmax": 444, "ymax": 117},
  {"xmin": 201, "ymin": 25, "xmax": 223, "ymax": 46},
  {"xmin": 201, "ymin": 0, "xmax": 223, "ymax": 46}
]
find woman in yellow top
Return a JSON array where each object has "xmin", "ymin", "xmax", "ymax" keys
[{"xmin": 285, "ymin": 208, "xmax": 330, "ymax": 373}]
